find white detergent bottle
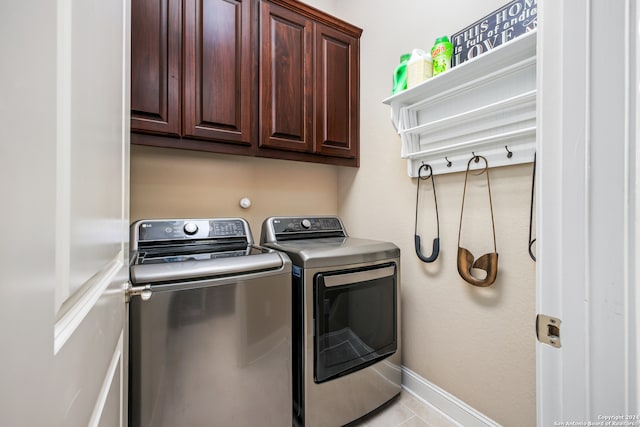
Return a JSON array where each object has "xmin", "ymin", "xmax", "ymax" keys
[{"xmin": 406, "ymin": 48, "xmax": 432, "ymax": 88}]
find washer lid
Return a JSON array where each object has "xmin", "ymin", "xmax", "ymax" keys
[
  {"xmin": 130, "ymin": 249, "xmax": 288, "ymax": 284},
  {"xmin": 263, "ymin": 237, "xmax": 399, "ymax": 268}
]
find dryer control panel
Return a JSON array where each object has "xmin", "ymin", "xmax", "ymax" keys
[
  {"xmin": 272, "ymin": 217, "xmax": 342, "ymax": 233},
  {"xmin": 262, "ymin": 216, "xmax": 347, "ymax": 242}
]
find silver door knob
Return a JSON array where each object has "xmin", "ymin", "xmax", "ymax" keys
[{"xmin": 125, "ymin": 283, "xmax": 153, "ymax": 302}]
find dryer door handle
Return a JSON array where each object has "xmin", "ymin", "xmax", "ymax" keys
[{"xmin": 323, "ymin": 265, "xmax": 396, "ymax": 288}]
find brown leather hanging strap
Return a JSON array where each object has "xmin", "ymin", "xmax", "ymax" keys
[{"xmin": 457, "ymin": 155, "xmax": 499, "ymax": 287}]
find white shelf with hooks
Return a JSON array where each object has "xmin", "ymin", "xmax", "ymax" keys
[{"xmin": 383, "ymin": 30, "xmax": 537, "ymax": 177}]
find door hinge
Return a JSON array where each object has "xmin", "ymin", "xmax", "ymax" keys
[
  {"xmin": 536, "ymin": 314, "xmax": 561, "ymax": 348},
  {"xmin": 124, "ymin": 282, "xmax": 152, "ymax": 303}
]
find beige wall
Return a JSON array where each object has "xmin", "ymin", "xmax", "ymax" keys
[
  {"xmin": 130, "ymin": 0, "xmax": 536, "ymax": 425},
  {"xmin": 130, "ymin": 145, "xmax": 338, "ymax": 236},
  {"xmin": 330, "ymin": 1, "xmax": 536, "ymax": 426}
]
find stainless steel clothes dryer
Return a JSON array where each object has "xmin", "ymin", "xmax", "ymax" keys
[
  {"xmin": 128, "ymin": 218, "xmax": 292, "ymax": 427},
  {"xmin": 261, "ymin": 216, "xmax": 401, "ymax": 427}
]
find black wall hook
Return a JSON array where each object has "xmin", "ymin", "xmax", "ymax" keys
[
  {"xmin": 472, "ymin": 152, "xmax": 480, "ymax": 163},
  {"xmin": 445, "ymin": 157, "xmax": 452, "ymax": 167},
  {"xmin": 505, "ymin": 145, "xmax": 513, "ymax": 158}
]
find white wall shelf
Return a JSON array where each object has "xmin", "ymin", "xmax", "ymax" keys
[{"xmin": 383, "ymin": 30, "xmax": 537, "ymax": 177}]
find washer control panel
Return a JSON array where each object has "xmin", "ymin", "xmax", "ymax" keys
[{"xmin": 135, "ymin": 218, "xmax": 249, "ymax": 244}]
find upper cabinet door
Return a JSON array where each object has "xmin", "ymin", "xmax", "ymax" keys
[
  {"xmin": 260, "ymin": 1, "xmax": 313, "ymax": 152},
  {"xmin": 131, "ymin": 0, "xmax": 181, "ymax": 135},
  {"xmin": 183, "ymin": 0, "xmax": 255, "ymax": 144},
  {"xmin": 314, "ymin": 23, "xmax": 359, "ymax": 159}
]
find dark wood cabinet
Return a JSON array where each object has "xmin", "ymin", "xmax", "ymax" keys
[
  {"xmin": 130, "ymin": 0, "xmax": 181, "ymax": 135},
  {"xmin": 260, "ymin": 1, "xmax": 313, "ymax": 152},
  {"xmin": 260, "ymin": 0, "xmax": 360, "ymax": 161},
  {"xmin": 183, "ymin": 0, "xmax": 256, "ymax": 145},
  {"xmin": 314, "ymin": 23, "xmax": 359, "ymax": 158},
  {"xmin": 130, "ymin": 0, "xmax": 362, "ymax": 166}
]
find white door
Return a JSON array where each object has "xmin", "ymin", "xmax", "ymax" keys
[
  {"xmin": 537, "ymin": 0, "xmax": 639, "ymax": 424},
  {"xmin": 0, "ymin": 0, "xmax": 131, "ymax": 425}
]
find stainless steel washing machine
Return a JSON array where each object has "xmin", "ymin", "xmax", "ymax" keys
[
  {"xmin": 128, "ymin": 218, "xmax": 292, "ymax": 427},
  {"xmin": 260, "ymin": 216, "xmax": 401, "ymax": 427}
]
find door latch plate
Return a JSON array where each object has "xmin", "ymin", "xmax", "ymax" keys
[{"xmin": 536, "ymin": 314, "xmax": 561, "ymax": 348}]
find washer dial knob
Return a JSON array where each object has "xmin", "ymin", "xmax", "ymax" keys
[
  {"xmin": 301, "ymin": 219, "xmax": 312, "ymax": 229},
  {"xmin": 184, "ymin": 222, "xmax": 198, "ymax": 235}
]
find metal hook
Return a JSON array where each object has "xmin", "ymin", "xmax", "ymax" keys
[
  {"xmin": 472, "ymin": 152, "xmax": 480, "ymax": 163},
  {"xmin": 418, "ymin": 163, "xmax": 433, "ymax": 180},
  {"xmin": 505, "ymin": 145, "xmax": 513, "ymax": 159},
  {"xmin": 445, "ymin": 157, "xmax": 452, "ymax": 167}
]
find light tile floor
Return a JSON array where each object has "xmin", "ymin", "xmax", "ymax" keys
[{"xmin": 349, "ymin": 391, "xmax": 458, "ymax": 427}]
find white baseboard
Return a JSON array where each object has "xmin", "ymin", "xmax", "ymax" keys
[{"xmin": 401, "ymin": 366, "xmax": 502, "ymax": 427}]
